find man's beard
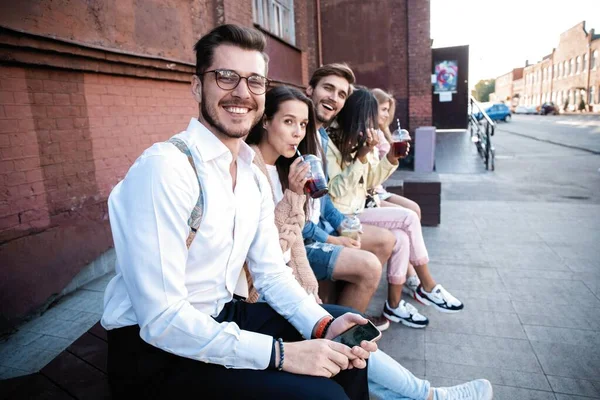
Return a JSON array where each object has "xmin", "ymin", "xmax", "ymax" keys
[
  {"xmin": 315, "ymin": 108, "xmax": 335, "ymax": 125},
  {"xmin": 201, "ymin": 91, "xmax": 261, "ymax": 139}
]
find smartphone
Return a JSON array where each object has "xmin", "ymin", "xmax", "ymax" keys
[{"xmin": 331, "ymin": 321, "xmax": 382, "ymax": 348}]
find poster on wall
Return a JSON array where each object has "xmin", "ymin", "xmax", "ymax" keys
[{"xmin": 433, "ymin": 60, "xmax": 458, "ymax": 94}]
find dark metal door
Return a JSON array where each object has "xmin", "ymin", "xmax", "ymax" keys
[{"xmin": 432, "ymin": 45, "xmax": 469, "ymax": 129}]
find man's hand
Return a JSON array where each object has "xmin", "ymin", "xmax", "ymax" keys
[
  {"xmin": 324, "ymin": 312, "xmax": 378, "ymax": 369},
  {"xmin": 288, "ymin": 157, "xmax": 310, "ymax": 195},
  {"xmin": 281, "ymin": 339, "xmax": 359, "ymax": 377},
  {"xmin": 326, "ymin": 235, "xmax": 361, "ymax": 249},
  {"xmin": 356, "ymin": 128, "xmax": 380, "ymax": 162}
]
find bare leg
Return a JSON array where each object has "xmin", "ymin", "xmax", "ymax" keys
[
  {"xmin": 359, "ymin": 223, "xmax": 395, "ymax": 266},
  {"xmin": 381, "ymin": 194, "xmax": 421, "ymax": 220},
  {"xmin": 413, "ymin": 264, "xmax": 436, "ymax": 292},
  {"xmin": 387, "ymin": 283, "xmax": 403, "ymax": 309},
  {"xmin": 407, "ymin": 263, "xmax": 417, "ymax": 278},
  {"xmin": 331, "ymin": 247, "xmax": 382, "ymax": 313}
]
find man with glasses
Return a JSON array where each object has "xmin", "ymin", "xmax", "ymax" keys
[{"xmin": 101, "ymin": 24, "xmax": 375, "ymax": 399}]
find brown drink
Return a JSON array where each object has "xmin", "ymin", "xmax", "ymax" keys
[
  {"xmin": 302, "ymin": 154, "xmax": 328, "ymax": 199},
  {"xmin": 392, "ymin": 140, "xmax": 409, "ymax": 158}
]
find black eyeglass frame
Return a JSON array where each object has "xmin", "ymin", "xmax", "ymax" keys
[{"xmin": 199, "ymin": 69, "xmax": 271, "ymax": 95}]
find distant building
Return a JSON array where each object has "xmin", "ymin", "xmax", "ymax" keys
[
  {"xmin": 495, "ymin": 67, "xmax": 524, "ymax": 108},
  {"xmin": 498, "ymin": 21, "xmax": 600, "ymax": 112}
]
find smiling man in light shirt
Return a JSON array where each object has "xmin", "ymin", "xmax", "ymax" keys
[{"xmin": 101, "ymin": 24, "xmax": 376, "ymax": 399}]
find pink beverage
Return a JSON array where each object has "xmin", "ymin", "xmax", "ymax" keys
[
  {"xmin": 304, "ymin": 178, "xmax": 328, "ymax": 199},
  {"xmin": 392, "ymin": 140, "xmax": 409, "ymax": 158}
]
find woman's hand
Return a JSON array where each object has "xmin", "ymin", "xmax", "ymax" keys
[
  {"xmin": 357, "ymin": 128, "xmax": 380, "ymax": 162},
  {"xmin": 288, "ymin": 157, "xmax": 310, "ymax": 195}
]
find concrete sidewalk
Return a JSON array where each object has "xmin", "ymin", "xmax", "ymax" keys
[{"xmin": 1, "ymin": 129, "xmax": 599, "ymax": 399}]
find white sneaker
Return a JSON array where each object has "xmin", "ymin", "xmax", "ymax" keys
[
  {"xmin": 415, "ymin": 284, "xmax": 464, "ymax": 313},
  {"xmin": 433, "ymin": 379, "xmax": 493, "ymax": 400},
  {"xmin": 382, "ymin": 300, "xmax": 429, "ymax": 328},
  {"xmin": 402, "ymin": 275, "xmax": 421, "ymax": 297}
]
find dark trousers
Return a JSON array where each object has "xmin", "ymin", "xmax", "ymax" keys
[{"xmin": 107, "ymin": 301, "xmax": 368, "ymax": 399}]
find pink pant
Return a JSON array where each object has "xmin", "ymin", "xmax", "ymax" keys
[{"xmin": 359, "ymin": 207, "xmax": 429, "ymax": 285}]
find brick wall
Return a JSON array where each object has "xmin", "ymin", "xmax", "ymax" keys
[
  {"xmin": 0, "ymin": 0, "xmax": 317, "ymax": 330},
  {"xmin": 320, "ymin": 0, "xmax": 431, "ymax": 132},
  {"xmin": 0, "ymin": 64, "xmax": 196, "ymax": 328}
]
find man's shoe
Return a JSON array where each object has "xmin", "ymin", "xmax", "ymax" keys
[
  {"xmin": 433, "ymin": 379, "xmax": 493, "ymax": 400},
  {"xmin": 415, "ymin": 284, "xmax": 464, "ymax": 313},
  {"xmin": 367, "ymin": 314, "xmax": 390, "ymax": 332},
  {"xmin": 382, "ymin": 300, "xmax": 429, "ymax": 328},
  {"xmin": 402, "ymin": 275, "xmax": 421, "ymax": 298}
]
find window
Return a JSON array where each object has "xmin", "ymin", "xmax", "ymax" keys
[
  {"xmin": 253, "ymin": 0, "xmax": 296, "ymax": 45},
  {"xmin": 576, "ymin": 56, "xmax": 581, "ymax": 74},
  {"xmin": 570, "ymin": 59, "xmax": 575, "ymax": 75},
  {"xmin": 563, "ymin": 61, "xmax": 568, "ymax": 77},
  {"xmin": 592, "ymin": 50, "xmax": 598, "ymax": 70},
  {"xmin": 583, "ymin": 53, "xmax": 587, "ymax": 71},
  {"xmin": 558, "ymin": 63, "xmax": 562, "ymax": 78},
  {"xmin": 590, "ymin": 86, "xmax": 595, "ymax": 104}
]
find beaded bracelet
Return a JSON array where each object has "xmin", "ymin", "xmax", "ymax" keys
[
  {"xmin": 322, "ymin": 317, "xmax": 335, "ymax": 339},
  {"xmin": 277, "ymin": 338, "xmax": 284, "ymax": 371}
]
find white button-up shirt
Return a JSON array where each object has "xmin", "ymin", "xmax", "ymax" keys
[{"xmin": 101, "ymin": 118, "xmax": 329, "ymax": 370}]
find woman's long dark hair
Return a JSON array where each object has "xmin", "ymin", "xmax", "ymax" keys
[
  {"xmin": 246, "ymin": 86, "xmax": 323, "ymax": 216},
  {"xmin": 328, "ymin": 87, "xmax": 379, "ymax": 164}
]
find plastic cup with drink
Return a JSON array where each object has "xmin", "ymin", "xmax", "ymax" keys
[
  {"xmin": 391, "ymin": 119, "xmax": 411, "ymax": 158},
  {"xmin": 339, "ymin": 213, "xmax": 362, "ymax": 241},
  {"xmin": 295, "ymin": 148, "xmax": 328, "ymax": 199}
]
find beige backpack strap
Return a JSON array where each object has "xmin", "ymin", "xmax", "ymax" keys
[{"xmin": 166, "ymin": 137, "xmax": 203, "ymax": 248}]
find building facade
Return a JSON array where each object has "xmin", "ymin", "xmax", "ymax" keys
[
  {"xmin": 495, "ymin": 67, "xmax": 523, "ymax": 107},
  {"xmin": 0, "ymin": 0, "xmax": 433, "ymax": 330},
  {"xmin": 506, "ymin": 21, "xmax": 599, "ymax": 112}
]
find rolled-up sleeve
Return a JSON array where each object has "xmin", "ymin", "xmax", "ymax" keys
[
  {"xmin": 246, "ymin": 172, "xmax": 330, "ymax": 339},
  {"xmin": 108, "ymin": 153, "xmax": 275, "ymax": 370}
]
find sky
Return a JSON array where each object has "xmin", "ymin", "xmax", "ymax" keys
[{"xmin": 430, "ymin": 0, "xmax": 600, "ymax": 90}]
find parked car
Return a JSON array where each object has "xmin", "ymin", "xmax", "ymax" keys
[
  {"xmin": 540, "ymin": 102, "xmax": 558, "ymax": 115},
  {"xmin": 514, "ymin": 105, "xmax": 537, "ymax": 115},
  {"xmin": 474, "ymin": 103, "xmax": 512, "ymax": 122}
]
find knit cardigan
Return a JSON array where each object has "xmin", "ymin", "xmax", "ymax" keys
[{"xmin": 245, "ymin": 145, "xmax": 320, "ymax": 303}]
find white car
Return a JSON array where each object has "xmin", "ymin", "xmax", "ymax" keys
[{"xmin": 514, "ymin": 105, "xmax": 537, "ymax": 115}]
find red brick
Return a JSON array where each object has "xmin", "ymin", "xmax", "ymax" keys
[
  {"xmin": 53, "ymin": 93, "xmax": 71, "ymax": 105},
  {"xmin": 43, "ymin": 80, "xmax": 79, "ymax": 94},
  {"xmin": 25, "ymin": 168, "xmax": 44, "ymax": 183},
  {"xmin": 13, "ymin": 92, "xmax": 34, "ymax": 104},
  {"xmin": 0, "ymin": 214, "xmax": 19, "ymax": 230},
  {"xmin": 4, "ymin": 105, "xmax": 33, "ymax": 119},
  {"xmin": 0, "ymin": 134, "xmax": 9, "ymax": 148},
  {"xmin": 56, "ymin": 117, "xmax": 74, "ymax": 130},
  {"xmin": 34, "ymin": 118, "xmax": 56, "ymax": 130},
  {"xmin": 0, "ymin": 91, "xmax": 15, "ymax": 104},
  {"xmin": 0, "ymin": 159, "xmax": 15, "ymax": 172},
  {"xmin": 14, "ymin": 157, "xmax": 40, "ymax": 171},
  {"xmin": 46, "ymin": 105, "xmax": 80, "ymax": 117},
  {"xmin": 33, "ymin": 92, "xmax": 54, "ymax": 105},
  {"xmin": 70, "ymin": 93, "xmax": 86, "ymax": 105},
  {"xmin": 5, "ymin": 171, "xmax": 27, "ymax": 186},
  {"xmin": 83, "ymin": 83, "xmax": 108, "ymax": 95}
]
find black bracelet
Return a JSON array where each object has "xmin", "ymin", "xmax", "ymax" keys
[
  {"xmin": 322, "ymin": 317, "xmax": 335, "ymax": 338},
  {"xmin": 268, "ymin": 339, "xmax": 277, "ymax": 369},
  {"xmin": 277, "ymin": 338, "xmax": 284, "ymax": 371}
]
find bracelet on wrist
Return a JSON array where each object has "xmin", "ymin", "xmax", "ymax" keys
[
  {"xmin": 322, "ymin": 317, "xmax": 335, "ymax": 339},
  {"xmin": 313, "ymin": 316, "xmax": 334, "ymax": 339},
  {"xmin": 277, "ymin": 338, "xmax": 284, "ymax": 371}
]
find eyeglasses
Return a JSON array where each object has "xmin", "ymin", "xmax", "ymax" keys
[{"xmin": 200, "ymin": 69, "xmax": 270, "ymax": 95}]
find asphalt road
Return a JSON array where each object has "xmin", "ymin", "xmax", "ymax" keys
[{"xmin": 437, "ymin": 114, "xmax": 600, "ymax": 204}]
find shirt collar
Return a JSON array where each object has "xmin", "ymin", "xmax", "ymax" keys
[{"xmin": 182, "ymin": 118, "xmax": 255, "ymax": 165}]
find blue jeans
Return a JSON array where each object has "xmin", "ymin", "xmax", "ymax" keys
[{"xmin": 368, "ymin": 350, "xmax": 430, "ymax": 400}]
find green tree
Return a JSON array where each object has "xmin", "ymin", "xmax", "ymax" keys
[{"xmin": 471, "ymin": 79, "xmax": 496, "ymax": 102}]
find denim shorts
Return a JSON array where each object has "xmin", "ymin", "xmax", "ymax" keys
[{"xmin": 304, "ymin": 240, "xmax": 343, "ymax": 281}]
